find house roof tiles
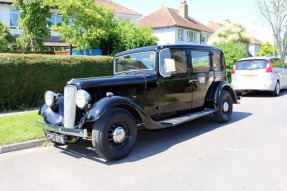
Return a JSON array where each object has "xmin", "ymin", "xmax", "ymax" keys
[
  {"xmin": 250, "ymin": 38, "xmax": 262, "ymax": 45},
  {"xmin": 0, "ymin": 0, "xmax": 142, "ymax": 17},
  {"xmin": 94, "ymin": 0, "xmax": 141, "ymax": 16},
  {"xmin": 138, "ymin": 6, "xmax": 213, "ymax": 33}
]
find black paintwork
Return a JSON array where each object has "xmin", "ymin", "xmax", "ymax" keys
[{"xmin": 40, "ymin": 44, "xmax": 238, "ymax": 131}]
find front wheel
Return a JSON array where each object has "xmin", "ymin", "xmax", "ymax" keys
[
  {"xmin": 214, "ymin": 90, "xmax": 233, "ymax": 123},
  {"xmin": 92, "ymin": 108, "xmax": 137, "ymax": 161}
]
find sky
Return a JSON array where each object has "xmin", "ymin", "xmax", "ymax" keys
[{"xmin": 112, "ymin": 0, "xmax": 273, "ymax": 43}]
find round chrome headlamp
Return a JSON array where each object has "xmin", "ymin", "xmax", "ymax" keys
[
  {"xmin": 75, "ymin": 90, "xmax": 91, "ymax": 109},
  {"xmin": 44, "ymin": 91, "xmax": 58, "ymax": 106}
]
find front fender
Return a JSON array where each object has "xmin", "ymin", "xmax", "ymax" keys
[
  {"xmin": 39, "ymin": 96, "xmax": 64, "ymax": 125},
  {"xmin": 85, "ymin": 96, "xmax": 164, "ymax": 130}
]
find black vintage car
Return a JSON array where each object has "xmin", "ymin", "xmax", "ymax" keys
[{"xmin": 35, "ymin": 44, "xmax": 238, "ymax": 161}]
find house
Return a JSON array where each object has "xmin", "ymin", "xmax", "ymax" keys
[
  {"xmin": 0, "ymin": 0, "xmax": 141, "ymax": 49},
  {"xmin": 208, "ymin": 19, "xmax": 262, "ymax": 57},
  {"xmin": 249, "ymin": 38, "xmax": 262, "ymax": 57},
  {"xmin": 138, "ymin": 1, "xmax": 213, "ymax": 45}
]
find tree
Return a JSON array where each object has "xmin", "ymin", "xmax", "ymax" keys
[
  {"xmin": 213, "ymin": 42, "xmax": 248, "ymax": 81},
  {"xmin": 258, "ymin": 42, "xmax": 278, "ymax": 56},
  {"xmin": 13, "ymin": 0, "xmax": 52, "ymax": 51},
  {"xmin": 208, "ymin": 23, "xmax": 250, "ymax": 45},
  {"xmin": 0, "ymin": 22, "xmax": 15, "ymax": 51},
  {"xmin": 51, "ymin": 0, "xmax": 114, "ymax": 55},
  {"xmin": 100, "ymin": 19, "xmax": 158, "ymax": 55},
  {"xmin": 258, "ymin": 0, "xmax": 287, "ymax": 61}
]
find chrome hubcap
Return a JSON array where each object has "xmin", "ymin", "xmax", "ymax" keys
[
  {"xmin": 112, "ymin": 127, "xmax": 126, "ymax": 143},
  {"xmin": 223, "ymin": 101, "xmax": 229, "ymax": 112}
]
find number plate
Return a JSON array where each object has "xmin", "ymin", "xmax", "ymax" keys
[
  {"xmin": 46, "ymin": 132, "xmax": 65, "ymax": 144},
  {"xmin": 244, "ymin": 75, "xmax": 256, "ymax": 79}
]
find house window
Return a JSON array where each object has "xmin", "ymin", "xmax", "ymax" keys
[
  {"xmin": 200, "ymin": 34, "xmax": 207, "ymax": 43},
  {"xmin": 10, "ymin": 8, "xmax": 20, "ymax": 29},
  {"xmin": 121, "ymin": 18, "xmax": 131, "ymax": 23},
  {"xmin": 49, "ymin": 12, "xmax": 62, "ymax": 25},
  {"xmin": 178, "ymin": 29, "xmax": 184, "ymax": 41},
  {"xmin": 187, "ymin": 30, "xmax": 196, "ymax": 42}
]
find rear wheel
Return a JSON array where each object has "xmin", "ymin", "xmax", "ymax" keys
[
  {"xmin": 92, "ymin": 108, "xmax": 137, "ymax": 161},
  {"xmin": 271, "ymin": 81, "xmax": 280, "ymax": 96},
  {"xmin": 214, "ymin": 90, "xmax": 233, "ymax": 123}
]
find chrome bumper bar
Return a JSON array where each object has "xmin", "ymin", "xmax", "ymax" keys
[{"xmin": 34, "ymin": 120, "xmax": 88, "ymax": 138}]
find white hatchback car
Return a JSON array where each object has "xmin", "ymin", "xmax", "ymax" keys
[{"xmin": 231, "ymin": 57, "xmax": 287, "ymax": 96}]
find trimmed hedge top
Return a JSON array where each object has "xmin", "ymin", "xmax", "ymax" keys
[{"xmin": 0, "ymin": 54, "xmax": 113, "ymax": 111}]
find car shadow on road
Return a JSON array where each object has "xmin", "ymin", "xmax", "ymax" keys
[
  {"xmin": 241, "ymin": 89, "xmax": 287, "ymax": 98},
  {"xmin": 54, "ymin": 111, "xmax": 252, "ymax": 164}
]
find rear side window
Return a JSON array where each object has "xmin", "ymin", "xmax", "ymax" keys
[
  {"xmin": 213, "ymin": 52, "xmax": 223, "ymax": 71},
  {"xmin": 191, "ymin": 51, "xmax": 210, "ymax": 73},
  {"xmin": 235, "ymin": 60, "xmax": 267, "ymax": 70},
  {"xmin": 271, "ymin": 58, "xmax": 283, "ymax": 68}
]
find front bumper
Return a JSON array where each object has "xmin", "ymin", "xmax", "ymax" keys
[{"xmin": 34, "ymin": 120, "xmax": 88, "ymax": 138}]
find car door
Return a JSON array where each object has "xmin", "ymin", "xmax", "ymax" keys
[
  {"xmin": 190, "ymin": 50, "xmax": 213, "ymax": 109},
  {"xmin": 271, "ymin": 58, "xmax": 287, "ymax": 88},
  {"xmin": 158, "ymin": 48, "xmax": 192, "ymax": 116}
]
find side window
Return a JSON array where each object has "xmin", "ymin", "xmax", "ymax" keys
[
  {"xmin": 191, "ymin": 51, "xmax": 210, "ymax": 73},
  {"xmin": 271, "ymin": 58, "xmax": 283, "ymax": 68},
  {"xmin": 10, "ymin": 8, "xmax": 20, "ymax": 28},
  {"xmin": 212, "ymin": 52, "xmax": 223, "ymax": 71},
  {"xmin": 160, "ymin": 48, "xmax": 188, "ymax": 76}
]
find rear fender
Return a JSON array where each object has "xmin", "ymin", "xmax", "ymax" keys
[{"xmin": 205, "ymin": 81, "xmax": 238, "ymax": 109}]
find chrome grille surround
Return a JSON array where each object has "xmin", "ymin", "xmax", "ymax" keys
[{"xmin": 64, "ymin": 85, "xmax": 77, "ymax": 129}]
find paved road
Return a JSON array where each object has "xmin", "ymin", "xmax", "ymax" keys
[{"xmin": 1, "ymin": 91, "xmax": 287, "ymax": 191}]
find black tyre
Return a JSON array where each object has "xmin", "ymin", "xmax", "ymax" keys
[
  {"xmin": 271, "ymin": 81, "xmax": 280, "ymax": 96},
  {"xmin": 214, "ymin": 90, "xmax": 233, "ymax": 123},
  {"xmin": 92, "ymin": 108, "xmax": 137, "ymax": 161}
]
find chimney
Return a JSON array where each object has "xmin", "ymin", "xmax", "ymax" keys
[
  {"xmin": 224, "ymin": 19, "xmax": 231, "ymax": 25},
  {"xmin": 179, "ymin": 1, "xmax": 188, "ymax": 19}
]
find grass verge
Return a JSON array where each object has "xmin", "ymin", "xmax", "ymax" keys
[{"xmin": 0, "ymin": 111, "xmax": 45, "ymax": 146}]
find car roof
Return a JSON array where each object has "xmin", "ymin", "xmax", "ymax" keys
[
  {"xmin": 237, "ymin": 56, "xmax": 281, "ymax": 62},
  {"xmin": 114, "ymin": 44, "xmax": 223, "ymax": 57}
]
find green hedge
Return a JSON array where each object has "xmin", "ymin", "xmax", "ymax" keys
[{"xmin": 0, "ymin": 54, "xmax": 113, "ymax": 111}]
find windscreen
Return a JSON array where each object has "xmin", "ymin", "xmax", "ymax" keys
[
  {"xmin": 114, "ymin": 51, "xmax": 156, "ymax": 73},
  {"xmin": 235, "ymin": 60, "xmax": 267, "ymax": 70}
]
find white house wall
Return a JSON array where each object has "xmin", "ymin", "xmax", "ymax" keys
[
  {"xmin": 153, "ymin": 27, "xmax": 210, "ymax": 45},
  {"xmin": 0, "ymin": 3, "xmax": 10, "ymax": 27},
  {"xmin": 0, "ymin": 3, "xmax": 139, "ymax": 37},
  {"xmin": 153, "ymin": 28, "xmax": 176, "ymax": 45}
]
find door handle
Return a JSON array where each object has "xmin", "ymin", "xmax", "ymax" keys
[{"xmin": 189, "ymin": 79, "xmax": 198, "ymax": 83}]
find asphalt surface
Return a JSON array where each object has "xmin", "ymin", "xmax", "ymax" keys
[{"xmin": 0, "ymin": 90, "xmax": 287, "ymax": 191}]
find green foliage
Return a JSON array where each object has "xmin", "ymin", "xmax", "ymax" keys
[
  {"xmin": 100, "ymin": 19, "xmax": 158, "ymax": 55},
  {"xmin": 13, "ymin": 0, "xmax": 52, "ymax": 51},
  {"xmin": 0, "ymin": 22, "xmax": 15, "ymax": 51},
  {"xmin": 213, "ymin": 42, "xmax": 248, "ymax": 81},
  {"xmin": 258, "ymin": 42, "xmax": 278, "ymax": 56},
  {"xmin": 0, "ymin": 111, "xmax": 44, "ymax": 146},
  {"xmin": 51, "ymin": 0, "xmax": 114, "ymax": 55},
  {"xmin": 208, "ymin": 23, "xmax": 251, "ymax": 45},
  {"xmin": 0, "ymin": 54, "xmax": 113, "ymax": 111}
]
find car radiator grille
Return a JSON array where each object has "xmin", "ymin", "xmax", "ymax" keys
[{"xmin": 64, "ymin": 85, "xmax": 77, "ymax": 129}]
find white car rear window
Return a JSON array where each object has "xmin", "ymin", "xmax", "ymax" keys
[{"xmin": 235, "ymin": 60, "xmax": 267, "ymax": 70}]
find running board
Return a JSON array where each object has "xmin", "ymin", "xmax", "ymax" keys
[{"xmin": 158, "ymin": 108, "xmax": 217, "ymax": 127}]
